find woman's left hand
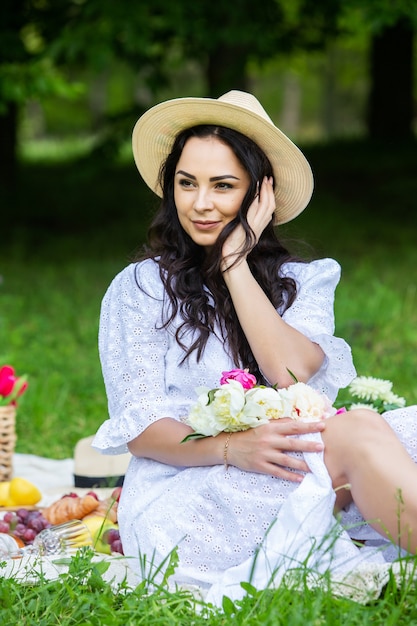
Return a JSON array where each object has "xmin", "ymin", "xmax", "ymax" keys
[{"xmin": 221, "ymin": 176, "xmax": 275, "ymax": 270}]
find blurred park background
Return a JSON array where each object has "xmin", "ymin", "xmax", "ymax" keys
[{"xmin": 1, "ymin": 0, "xmax": 417, "ymax": 458}]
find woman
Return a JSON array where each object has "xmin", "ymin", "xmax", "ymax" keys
[{"xmin": 93, "ymin": 91, "xmax": 417, "ymax": 602}]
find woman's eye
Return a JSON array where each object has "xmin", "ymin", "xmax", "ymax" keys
[
  {"xmin": 178, "ymin": 179, "xmax": 195, "ymax": 188},
  {"xmin": 216, "ymin": 182, "xmax": 232, "ymax": 190}
]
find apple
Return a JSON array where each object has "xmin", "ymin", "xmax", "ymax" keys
[{"xmin": 82, "ymin": 514, "xmax": 119, "ymax": 555}]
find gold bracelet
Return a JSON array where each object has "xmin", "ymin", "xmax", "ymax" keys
[{"xmin": 223, "ymin": 432, "xmax": 233, "ymax": 471}]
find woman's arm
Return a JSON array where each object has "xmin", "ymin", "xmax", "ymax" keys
[
  {"xmin": 128, "ymin": 416, "xmax": 326, "ymax": 482},
  {"xmin": 222, "ymin": 176, "xmax": 324, "ymax": 387}
]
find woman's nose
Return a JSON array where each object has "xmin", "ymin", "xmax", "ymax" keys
[{"xmin": 193, "ymin": 187, "xmax": 214, "ymax": 211}]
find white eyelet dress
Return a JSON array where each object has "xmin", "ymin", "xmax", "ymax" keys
[{"xmin": 92, "ymin": 257, "xmax": 417, "ymax": 603}]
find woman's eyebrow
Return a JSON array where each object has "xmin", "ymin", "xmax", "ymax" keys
[{"xmin": 176, "ymin": 170, "xmax": 240, "ymax": 181}]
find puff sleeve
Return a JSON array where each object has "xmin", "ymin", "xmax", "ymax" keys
[
  {"xmin": 93, "ymin": 261, "xmax": 173, "ymax": 454},
  {"xmin": 281, "ymin": 258, "xmax": 356, "ymax": 400}
]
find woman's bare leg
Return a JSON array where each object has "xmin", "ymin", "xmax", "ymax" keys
[{"xmin": 322, "ymin": 409, "xmax": 417, "ymax": 553}]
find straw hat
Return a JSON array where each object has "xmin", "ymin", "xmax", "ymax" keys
[
  {"xmin": 73, "ymin": 436, "xmax": 131, "ymax": 488},
  {"xmin": 132, "ymin": 90, "xmax": 314, "ymax": 225}
]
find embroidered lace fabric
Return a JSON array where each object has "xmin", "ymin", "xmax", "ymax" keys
[{"xmin": 93, "ymin": 257, "xmax": 417, "ymax": 600}]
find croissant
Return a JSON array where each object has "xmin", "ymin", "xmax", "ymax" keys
[{"xmin": 43, "ymin": 494, "xmax": 100, "ymax": 525}]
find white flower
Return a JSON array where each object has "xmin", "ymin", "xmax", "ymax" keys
[
  {"xmin": 186, "ymin": 400, "xmax": 220, "ymax": 436},
  {"xmin": 382, "ymin": 391, "xmax": 406, "ymax": 408},
  {"xmin": 185, "ymin": 378, "xmax": 337, "ymax": 439},
  {"xmin": 244, "ymin": 386, "xmax": 285, "ymax": 421},
  {"xmin": 279, "ymin": 382, "xmax": 336, "ymax": 422},
  {"xmin": 350, "ymin": 402, "xmax": 379, "ymax": 413},
  {"xmin": 348, "ymin": 376, "xmax": 393, "ymax": 402},
  {"xmin": 185, "ymin": 379, "xmax": 248, "ymax": 436}
]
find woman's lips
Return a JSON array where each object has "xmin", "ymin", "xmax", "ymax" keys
[{"xmin": 192, "ymin": 221, "xmax": 221, "ymax": 231}]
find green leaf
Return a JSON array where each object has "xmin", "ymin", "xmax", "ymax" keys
[
  {"xmin": 286, "ymin": 368, "xmax": 299, "ymax": 383},
  {"xmin": 240, "ymin": 581, "xmax": 259, "ymax": 596},
  {"xmin": 181, "ymin": 432, "xmax": 208, "ymax": 443},
  {"xmin": 222, "ymin": 594, "xmax": 236, "ymax": 615},
  {"xmin": 93, "ymin": 560, "xmax": 111, "ymax": 576},
  {"xmin": 207, "ymin": 388, "xmax": 218, "ymax": 404},
  {"xmin": 0, "ymin": 375, "xmax": 27, "ymax": 406}
]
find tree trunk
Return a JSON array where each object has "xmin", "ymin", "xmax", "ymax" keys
[
  {"xmin": 206, "ymin": 44, "xmax": 249, "ymax": 98},
  {"xmin": 367, "ymin": 19, "xmax": 414, "ymax": 141},
  {"xmin": 0, "ymin": 101, "xmax": 18, "ymax": 192}
]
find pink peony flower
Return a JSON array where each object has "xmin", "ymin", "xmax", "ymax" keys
[{"xmin": 220, "ymin": 368, "xmax": 257, "ymax": 390}]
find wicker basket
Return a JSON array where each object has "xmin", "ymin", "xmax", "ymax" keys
[{"xmin": 0, "ymin": 405, "xmax": 17, "ymax": 482}]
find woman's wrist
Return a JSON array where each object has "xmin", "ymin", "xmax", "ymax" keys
[{"xmin": 223, "ymin": 432, "xmax": 233, "ymax": 471}]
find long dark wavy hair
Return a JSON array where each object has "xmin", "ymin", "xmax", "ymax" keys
[{"xmin": 135, "ymin": 125, "xmax": 303, "ymax": 383}]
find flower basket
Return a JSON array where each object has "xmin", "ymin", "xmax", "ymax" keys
[{"xmin": 0, "ymin": 405, "xmax": 17, "ymax": 482}]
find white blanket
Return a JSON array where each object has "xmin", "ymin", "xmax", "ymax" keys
[{"xmin": 10, "ymin": 453, "xmax": 118, "ymax": 505}]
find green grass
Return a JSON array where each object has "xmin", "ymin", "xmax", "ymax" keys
[
  {"xmin": 2, "ymin": 547, "xmax": 417, "ymax": 624},
  {"xmin": 1, "ymin": 138, "xmax": 417, "ymax": 458}
]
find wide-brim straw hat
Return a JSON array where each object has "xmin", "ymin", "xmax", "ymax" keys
[
  {"xmin": 132, "ymin": 90, "xmax": 314, "ymax": 225},
  {"xmin": 73, "ymin": 436, "xmax": 131, "ymax": 488}
]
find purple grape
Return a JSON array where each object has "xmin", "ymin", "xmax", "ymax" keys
[
  {"xmin": 27, "ymin": 516, "xmax": 46, "ymax": 533},
  {"xmin": 3, "ymin": 512, "xmax": 16, "ymax": 525},
  {"xmin": 0, "ymin": 520, "xmax": 10, "ymax": 533},
  {"xmin": 16, "ymin": 508, "xmax": 30, "ymax": 522},
  {"xmin": 106, "ymin": 528, "xmax": 120, "ymax": 545},
  {"xmin": 111, "ymin": 539, "xmax": 124, "ymax": 554},
  {"xmin": 41, "ymin": 517, "xmax": 51, "ymax": 529},
  {"xmin": 14, "ymin": 523, "xmax": 26, "ymax": 538},
  {"xmin": 23, "ymin": 528, "xmax": 37, "ymax": 543}
]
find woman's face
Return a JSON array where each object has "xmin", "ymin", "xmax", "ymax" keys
[{"xmin": 174, "ymin": 136, "xmax": 250, "ymax": 250}]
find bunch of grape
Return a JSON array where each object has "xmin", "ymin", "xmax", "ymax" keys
[
  {"xmin": 0, "ymin": 509, "xmax": 51, "ymax": 544},
  {"xmin": 104, "ymin": 527, "xmax": 124, "ymax": 555}
]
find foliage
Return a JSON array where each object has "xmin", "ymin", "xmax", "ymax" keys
[
  {"xmin": 340, "ymin": 0, "xmax": 417, "ymax": 33},
  {"xmin": 0, "ymin": 0, "xmax": 83, "ymax": 110}
]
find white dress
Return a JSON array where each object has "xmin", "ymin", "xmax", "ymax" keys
[{"xmin": 92, "ymin": 257, "xmax": 417, "ymax": 601}]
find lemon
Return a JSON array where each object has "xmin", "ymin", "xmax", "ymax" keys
[
  {"xmin": 0, "ymin": 481, "xmax": 11, "ymax": 506},
  {"xmin": 8, "ymin": 477, "xmax": 42, "ymax": 506}
]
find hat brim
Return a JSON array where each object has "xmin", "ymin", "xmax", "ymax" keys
[{"xmin": 132, "ymin": 97, "xmax": 314, "ymax": 225}]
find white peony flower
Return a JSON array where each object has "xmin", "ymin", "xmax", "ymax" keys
[
  {"xmin": 279, "ymin": 382, "xmax": 336, "ymax": 422},
  {"xmin": 185, "ymin": 379, "xmax": 249, "ymax": 436},
  {"xmin": 243, "ymin": 386, "xmax": 285, "ymax": 422},
  {"xmin": 186, "ymin": 400, "xmax": 220, "ymax": 436}
]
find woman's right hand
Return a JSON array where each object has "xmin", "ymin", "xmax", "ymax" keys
[{"xmin": 227, "ymin": 418, "xmax": 326, "ymax": 482}]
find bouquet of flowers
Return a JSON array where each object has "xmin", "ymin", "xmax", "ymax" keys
[
  {"xmin": 0, "ymin": 365, "xmax": 28, "ymax": 406},
  {"xmin": 183, "ymin": 368, "xmax": 337, "ymax": 439},
  {"xmin": 339, "ymin": 375, "xmax": 406, "ymax": 414}
]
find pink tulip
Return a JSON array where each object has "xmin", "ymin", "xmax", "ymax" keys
[
  {"xmin": 220, "ymin": 368, "xmax": 257, "ymax": 390},
  {"xmin": 0, "ymin": 365, "xmax": 28, "ymax": 404},
  {"xmin": 0, "ymin": 365, "xmax": 16, "ymax": 396}
]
